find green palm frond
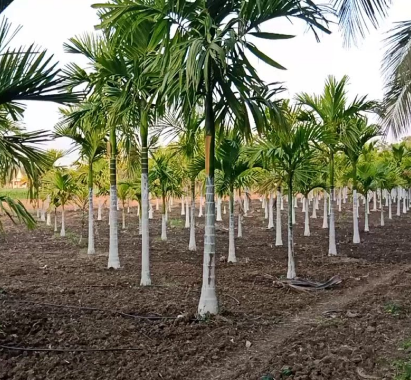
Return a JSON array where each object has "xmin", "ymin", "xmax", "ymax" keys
[
  {"xmin": 333, "ymin": 0, "xmax": 391, "ymax": 46},
  {"xmin": 0, "ymin": 195, "xmax": 36, "ymax": 230}
]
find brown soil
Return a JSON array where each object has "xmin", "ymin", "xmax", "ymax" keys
[{"xmin": 0, "ymin": 199, "xmax": 410, "ymax": 379}]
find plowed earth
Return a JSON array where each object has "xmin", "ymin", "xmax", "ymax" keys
[{"xmin": 0, "ymin": 199, "xmax": 411, "ymax": 380}]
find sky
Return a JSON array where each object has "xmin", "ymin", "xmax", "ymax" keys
[{"xmin": 3, "ymin": 0, "xmax": 411, "ymax": 164}]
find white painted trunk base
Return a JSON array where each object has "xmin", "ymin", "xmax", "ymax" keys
[
  {"xmin": 304, "ymin": 198, "xmax": 310, "ymax": 237},
  {"xmin": 140, "ymin": 172, "xmax": 151, "ymax": 285},
  {"xmin": 88, "ymin": 188, "xmax": 95, "ymax": 255},
  {"xmin": 161, "ymin": 214, "xmax": 167, "ymax": 241},
  {"xmin": 60, "ymin": 208, "xmax": 66, "ymax": 237},
  {"xmin": 189, "ymin": 199, "xmax": 196, "ymax": 251},
  {"xmin": 353, "ymin": 190, "xmax": 360, "ymax": 244},
  {"xmin": 268, "ymin": 192, "xmax": 274, "ymax": 229},
  {"xmin": 275, "ymin": 190, "xmax": 283, "ymax": 246},
  {"xmin": 108, "ymin": 185, "xmax": 120, "ymax": 269}
]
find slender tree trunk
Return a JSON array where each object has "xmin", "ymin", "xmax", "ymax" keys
[
  {"xmin": 40, "ymin": 201, "xmax": 46, "ymax": 222},
  {"xmin": 108, "ymin": 128, "xmax": 120, "ymax": 269},
  {"xmin": 189, "ymin": 179, "xmax": 196, "ymax": 251},
  {"xmin": 87, "ymin": 162, "xmax": 95, "ymax": 255},
  {"xmin": 280, "ymin": 195, "xmax": 284, "ymax": 211},
  {"xmin": 46, "ymin": 212, "xmax": 51, "ymax": 226},
  {"xmin": 381, "ymin": 203, "xmax": 385, "ymax": 226},
  {"xmin": 364, "ymin": 194, "xmax": 369, "ymax": 232},
  {"xmin": 122, "ymin": 202, "xmax": 126, "ymax": 230},
  {"xmin": 199, "ymin": 194, "xmax": 203, "ymax": 217},
  {"xmin": 302, "ymin": 196, "xmax": 306, "ymax": 212},
  {"xmin": 237, "ymin": 213, "xmax": 242, "ymax": 238},
  {"xmin": 216, "ymin": 196, "xmax": 222, "ymax": 221},
  {"xmin": 264, "ymin": 195, "xmax": 268, "ymax": 219},
  {"xmin": 268, "ymin": 192, "xmax": 274, "ymax": 229},
  {"xmin": 275, "ymin": 187, "xmax": 283, "ymax": 246},
  {"xmin": 353, "ymin": 189, "xmax": 360, "ymax": 244},
  {"xmin": 54, "ymin": 208, "xmax": 58, "ymax": 232},
  {"xmin": 181, "ymin": 196, "xmax": 185, "ymax": 215},
  {"xmin": 322, "ymin": 192, "xmax": 328, "ymax": 229},
  {"xmin": 228, "ymin": 190, "xmax": 236, "ymax": 263},
  {"xmin": 97, "ymin": 198, "xmax": 102, "ymax": 221},
  {"xmin": 161, "ymin": 194, "xmax": 167, "ymax": 241},
  {"xmin": 304, "ymin": 197, "xmax": 310, "ymax": 236},
  {"xmin": 311, "ymin": 195, "xmax": 317, "ymax": 218},
  {"xmin": 403, "ymin": 189, "xmax": 407, "ymax": 214},
  {"xmin": 185, "ymin": 197, "xmax": 190, "ymax": 228},
  {"xmin": 287, "ymin": 181, "xmax": 296, "ymax": 279},
  {"xmin": 372, "ymin": 191, "xmax": 377, "ymax": 211},
  {"xmin": 292, "ymin": 196, "xmax": 296, "ymax": 225},
  {"xmin": 389, "ymin": 192, "xmax": 392, "ymax": 219},
  {"xmin": 156, "ymin": 198, "xmax": 159, "ymax": 211},
  {"xmin": 328, "ymin": 153, "xmax": 337, "ymax": 256},
  {"xmin": 140, "ymin": 109, "xmax": 151, "ymax": 285},
  {"xmin": 397, "ymin": 187, "xmax": 401, "ymax": 216},
  {"xmin": 198, "ymin": 83, "xmax": 218, "ymax": 316},
  {"xmin": 338, "ymin": 188, "xmax": 342, "ymax": 212},
  {"xmin": 60, "ymin": 205, "xmax": 65, "ymax": 237}
]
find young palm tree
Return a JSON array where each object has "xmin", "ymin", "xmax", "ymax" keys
[
  {"xmin": 251, "ymin": 102, "xmax": 327, "ymax": 279},
  {"xmin": 342, "ymin": 117, "xmax": 380, "ymax": 243},
  {"xmin": 149, "ymin": 151, "xmax": 182, "ymax": 241},
  {"xmin": 96, "ymin": 0, "xmax": 333, "ymax": 316},
  {"xmin": 157, "ymin": 110, "xmax": 204, "ymax": 251},
  {"xmin": 297, "ymin": 75, "xmax": 375, "ymax": 255},
  {"xmin": 44, "ymin": 169, "xmax": 77, "ymax": 237},
  {"xmin": 56, "ymin": 103, "xmax": 107, "ymax": 254},
  {"xmin": 194, "ymin": 133, "xmax": 260, "ymax": 263}
]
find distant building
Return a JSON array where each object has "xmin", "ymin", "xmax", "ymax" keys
[{"xmin": 10, "ymin": 169, "xmax": 27, "ymax": 189}]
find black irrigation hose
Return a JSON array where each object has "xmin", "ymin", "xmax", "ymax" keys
[
  {"xmin": 2, "ymin": 299, "xmax": 182, "ymax": 321},
  {"xmin": 0, "ymin": 344, "xmax": 142, "ymax": 353}
]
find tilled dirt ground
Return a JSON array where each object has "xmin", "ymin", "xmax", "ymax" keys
[{"xmin": 0, "ymin": 199, "xmax": 411, "ymax": 379}]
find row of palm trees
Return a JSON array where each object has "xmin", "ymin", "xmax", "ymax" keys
[{"xmin": 0, "ymin": 0, "xmax": 409, "ymax": 317}]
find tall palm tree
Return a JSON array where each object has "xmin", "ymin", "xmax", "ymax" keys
[
  {"xmin": 95, "ymin": 0, "xmax": 333, "ymax": 316},
  {"xmin": 342, "ymin": 117, "xmax": 380, "ymax": 243},
  {"xmin": 297, "ymin": 75, "xmax": 376, "ymax": 255},
  {"xmin": 55, "ymin": 103, "xmax": 107, "ymax": 255}
]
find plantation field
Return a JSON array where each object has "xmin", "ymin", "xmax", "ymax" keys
[{"xmin": 1, "ymin": 199, "xmax": 411, "ymax": 379}]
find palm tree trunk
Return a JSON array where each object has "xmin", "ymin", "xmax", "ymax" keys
[
  {"xmin": 46, "ymin": 212, "xmax": 51, "ymax": 226},
  {"xmin": 140, "ymin": 109, "xmax": 151, "ymax": 285},
  {"xmin": 338, "ymin": 188, "xmax": 342, "ymax": 212},
  {"xmin": 381, "ymin": 203, "xmax": 385, "ymax": 226},
  {"xmin": 108, "ymin": 126, "xmax": 120, "ymax": 269},
  {"xmin": 189, "ymin": 179, "xmax": 196, "ymax": 251},
  {"xmin": 237, "ymin": 214, "xmax": 242, "ymax": 238},
  {"xmin": 216, "ymin": 196, "xmax": 222, "ymax": 221},
  {"xmin": 397, "ymin": 187, "xmax": 401, "ymax": 216},
  {"xmin": 54, "ymin": 208, "xmax": 58, "ymax": 232},
  {"xmin": 161, "ymin": 193, "xmax": 167, "ymax": 241},
  {"xmin": 322, "ymin": 192, "xmax": 328, "ymax": 229},
  {"xmin": 372, "ymin": 191, "xmax": 377, "ymax": 211},
  {"xmin": 364, "ymin": 194, "xmax": 369, "ymax": 232},
  {"xmin": 228, "ymin": 189, "xmax": 236, "ymax": 263},
  {"xmin": 181, "ymin": 196, "xmax": 185, "ymax": 215},
  {"xmin": 198, "ymin": 83, "xmax": 218, "ymax": 316},
  {"xmin": 268, "ymin": 192, "xmax": 274, "ymax": 229},
  {"xmin": 304, "ymin": 197, "xmax": 310, "ymax": 237},
  {"xmin": 122, "ymin": 202, "xmax": 126, "ymax": 229},
  {"xmin": 328, "ymin": 153, "xmax": 337, "ymax": 256},
  {"xmin": 353, "ymin": 189, "xmax": 360, "ymax": 243},
  {"xmin": 311, "ymin": 195, "xmax": 317, "ymax": 218},
  {"xmin": 352, "ymin": 162, "xmax": 360, "ymax": 244},
  {"xmin": 275, "ymin": 187, "xmax": 283, "ymax": 246},
  {"xmin": 199, "ymin": 193, "xmax": 203, "ymax": 217},
  {"xmin": 292, "ymin": 197, "xmax": 296, "ymax": 225},
  {"xmin": 403, "ymin": 188, "xmax": 407, "ymax": 214},
  {"xmin": 60, "ymin": 204, "xmax": 65, "ymax": 237},
  {"xmin": 87, "ymin": 161, "xmax": 95, "ymax": 255},
  {"xmin": 287, "ymin": 181, "xmax": 296, "ymax": 279},
  {"xmin": 389, "ymin": 192, "xmax": 392, "ymax": 219},
  {"xmin": 185, "ymin": 196, "xmax": 190, "ymax": 228},
  {"xmin": 97, "ymin": 198, "xmax": 102, "ymax": 221},
  {"xmin": 264, "ymin": 195, "xmax": 268, "ymax": 219}
]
